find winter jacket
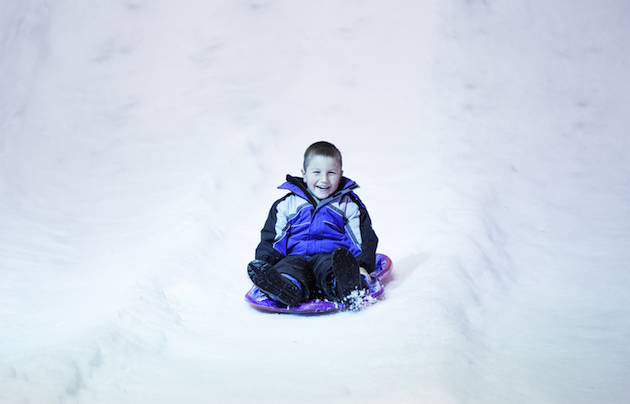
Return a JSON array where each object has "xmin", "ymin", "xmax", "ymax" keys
[{"xmin": 255, "ymin": 175, "xmax": 379, "ymax": 273}]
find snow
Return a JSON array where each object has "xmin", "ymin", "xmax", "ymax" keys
[{"xmin": 1, "ymin": 0, "xmax": 628, "ymax": 403}]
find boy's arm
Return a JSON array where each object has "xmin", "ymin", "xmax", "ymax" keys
[
  {"xmin": 348, "ymin": 194, "xmax": 379, "ymax": 273},
  {"xmin": 255, "ymin": 199, "xmax": 285, "ymax": 266},
  {"xmin": 356, "ymin": 209, "xmax": 378, "ymax": 273}
]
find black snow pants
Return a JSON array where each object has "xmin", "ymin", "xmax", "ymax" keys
[{"xmin": 273, "ymin": 253, "xmax": 337, "ymax": 302}]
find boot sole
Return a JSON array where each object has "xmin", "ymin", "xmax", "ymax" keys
[
  {"xmin": 332, "ymin": 248, "xmax": 362, "ymax": 300},
  {"xmin": 248, "ymin": 261, "xmax": 302, "ymax": 306}
]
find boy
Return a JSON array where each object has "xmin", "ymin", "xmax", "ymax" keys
[{"xmin": 247, "ymin": 141, "xmax": 378, "ymax": 306}]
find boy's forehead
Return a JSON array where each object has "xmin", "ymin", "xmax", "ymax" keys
[{"xmin": 305, "ymin": 154, "xmax": 341, "ymax": 170}]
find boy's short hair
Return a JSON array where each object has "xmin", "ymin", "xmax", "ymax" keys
[{"xmin": 303, "ymin": 141, "xmax": 343, "ymax": 170}]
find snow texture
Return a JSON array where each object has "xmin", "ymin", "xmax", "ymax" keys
[{"xmin": 1, "ymin": 1, "xmax": 628, "ymax": 403}]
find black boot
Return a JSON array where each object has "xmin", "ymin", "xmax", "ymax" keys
[
  {"xmin": 331, "ymin": 248, "xmax": 363, "ymax": 302},
  {"xmin": 247, "ymin": 260, "xmax": 303, "ymax": 306}
]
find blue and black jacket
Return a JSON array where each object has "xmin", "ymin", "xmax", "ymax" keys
[{"xmin": 255, "ymin": 175, "xmax": 379, "ymax": 273}]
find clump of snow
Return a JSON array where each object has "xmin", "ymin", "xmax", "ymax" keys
[{"xmin": 343, "ymin": 289, "xmax": 377, "ymax": 312}]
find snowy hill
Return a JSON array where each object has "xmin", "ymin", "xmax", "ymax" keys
[{"xmin": 1, "ymin": 1, "xmax": 628, "ymax": 403}]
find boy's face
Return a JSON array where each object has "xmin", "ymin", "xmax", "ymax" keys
[{"xmin": 302, "ymin": 155, "xmax": 343, "ymax": 200}]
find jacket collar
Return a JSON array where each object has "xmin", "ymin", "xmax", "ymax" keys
[{"xmin": 279, "ymin": 175, "xmax": 358, "ymax": 207}]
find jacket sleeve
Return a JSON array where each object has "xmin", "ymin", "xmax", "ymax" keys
[
  {"xmin": 255, "ymin": 198, "xmax": 286, "ymax": 266},
  {"xmin": 348, "ymin": 193, "xmax": 379, "ymax": 273}
]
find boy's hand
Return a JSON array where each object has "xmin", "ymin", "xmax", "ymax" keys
[{"xmin": 359, "ymin": 267, "xmax": 371, "ymax": 282}]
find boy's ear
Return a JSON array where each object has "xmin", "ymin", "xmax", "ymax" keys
[{"xmin": 301, "ymin": 167, "xmax": 306, "ymax": 176}]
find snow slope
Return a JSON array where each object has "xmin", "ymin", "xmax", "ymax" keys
[{"xmin": 1, "ymin": 1, "xmax": 628, "ymax": 403}]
